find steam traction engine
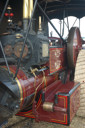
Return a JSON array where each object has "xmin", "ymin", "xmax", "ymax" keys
[{"xmin": 0, "ymin": 0, "xmax": 82, "ymax": 126}]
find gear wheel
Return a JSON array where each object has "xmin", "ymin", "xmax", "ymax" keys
[{"xmin": 74, "ymin": 49, "xmax": 85, "ymax": 117}]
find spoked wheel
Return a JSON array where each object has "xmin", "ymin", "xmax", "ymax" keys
[{"xmin": 67, "ymin": 27, "xmax": 82, "ymax": 69}]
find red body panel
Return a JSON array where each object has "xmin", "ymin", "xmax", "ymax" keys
[
  {"xmin": 49, "ymin": 47, "xmax": 66, "ymax": 74},
  {"xmin": 70, "ymin": 87, "xmax": 80, "ymax": 122},
  {"xmin": 32, "ymin": 81, "xmax": 80, "ymax": 125},
  {"xmin": 1, "ymin": 59, "xmax": 80, "ymax": 125}
]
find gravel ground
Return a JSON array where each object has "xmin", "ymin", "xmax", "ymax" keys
[{"xmin": 2, "ymin": 115, "xmax": 85, "ymax": 128}]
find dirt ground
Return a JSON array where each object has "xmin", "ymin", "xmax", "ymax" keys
[{"xmin": 2, "ymin": 115, "xmax": 85, "ymax": 128}]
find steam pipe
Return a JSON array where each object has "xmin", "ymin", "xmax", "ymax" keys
[
  {"xmin": 14, "ymin": 0, "xmax": 38, "ymax": 79},
  {"xmin": 28, "ymin": 0, "xmax": 33, "ymax": 18},
  {"xmin": 23, "ymin": 0, "xmax": 33, "ymax": 31},
  {"xmin": 23, "ymin": 0, "xmax": 29, "ymax": 31},
  {"xmin": 23, "ymin": 0, "xmax": 29, "ymax": 19}
]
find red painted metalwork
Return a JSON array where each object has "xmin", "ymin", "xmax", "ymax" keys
[
  {"xmin": 1, "ymin": 49, "xmax": 80, "ymax": 126},
  {"xmin": 0, "ymin": 28, "xmax": 81, "ymax": 126},
  {"xmin": 49, "ymin": 47, "xmax": 66, "ymax": 74},
  {"xmin": 70, "ymin": 86, "xmax": 80, "ymax": 122},
  {"xmin": 2, "ymin": 65, "xmax": 59, "ymax": 111},
  {"xmin": 32, "ymin": 81, "xmax": 80, "ymax": 125}
]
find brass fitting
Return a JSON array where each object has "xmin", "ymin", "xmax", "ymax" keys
[
  {"xmin": 23, "ymin": 0, "xmax": 29, "ymax": 19},
  {"xmin": 39, "ymin": 16, "xmax": 42, "ymax": 31},
  {"xmin": 28, "ymin": 0, "xmax": 33, "ymax": 18},
  {"xmin": 23, "ymin": 0, "xmax": 33, "ymax": 19},
  {"xmin": 43, "ymin": 102, "xmax": 54, "ymax": 112}
]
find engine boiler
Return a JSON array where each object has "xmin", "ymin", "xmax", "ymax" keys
[{"xmin": 0, "ymin": 0, "xmax": 82, "ymax": 126}]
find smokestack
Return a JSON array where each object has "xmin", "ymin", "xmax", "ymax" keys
[{"xmin": 23, "ymin": 0, "xmax": 33, "ymax": 31}]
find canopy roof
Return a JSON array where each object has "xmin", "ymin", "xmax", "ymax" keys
[
  {"xmin": 39, "ymin": 0, "xmax": 85, "ymax": 19},
  {"xmin": 0, "ymin": 0, "xmax": 85, "ymax": 20}
]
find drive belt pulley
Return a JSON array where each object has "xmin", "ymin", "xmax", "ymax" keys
[{"xmin": 67, "ymin": 27, "xmax": 82, "ymax": 69}]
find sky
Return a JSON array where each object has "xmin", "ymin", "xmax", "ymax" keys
[{"xmin": 48, "ymin": 16, "xmax": 85, "ymax": 39}]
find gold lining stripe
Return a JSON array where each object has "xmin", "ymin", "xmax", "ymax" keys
[
  {"xmin": 51, "ymin": 115, "xmax": 66, "ymax": 123},
  {"xmin": 15, "ymin": 78, "xmax": 23, "ymax": 106}
]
